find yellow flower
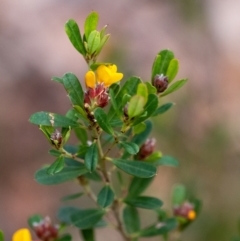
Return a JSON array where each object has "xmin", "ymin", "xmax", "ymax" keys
[
  {"xmin": 12, "ymin": 229, "xmax": 32, "ymax": 241},
  {"xmin": 85, "ymin": 64, "xmax": 123, "ymax": 88},
  {"xmin": 85, "ymin": 70, "xmax": 96, "ymax": 88}
]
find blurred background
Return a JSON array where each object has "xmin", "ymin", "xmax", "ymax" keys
[{"xmin": 1, "ymin": 0, "xmax": 240, "ymax": 240}]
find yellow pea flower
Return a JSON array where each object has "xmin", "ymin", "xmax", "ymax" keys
[
  {"xmin": 97, "ymin": 65, "xmax": 123, "ymax": 87},
  {"xmin": 85, "ymin": 64, "xmax": 123, "ymax": 88},
  {"xmin": 12, "ymin": 229, "xmax": 32, "ymax": 241}
]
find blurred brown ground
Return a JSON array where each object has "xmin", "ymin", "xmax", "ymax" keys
[{"xmin": 1, "ymin": 0, "xmax": 240, "ymax": 240}]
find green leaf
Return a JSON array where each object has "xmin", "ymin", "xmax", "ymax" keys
[
  {"xmin": 74, "ymin": 127, "xmax": 88, "ymax": 145},
  {"xmin": 109, "ymin": 88, "xmax": 121, "ymax": 117},
  {"xmin": 97, "ymin": 185, "xmax": 115, "ymax": 208},
  {"xmin": 49, "ymin": 149, "xmax": 61, "ymax": 157},
  {"xmin": 112, "ymin": 159, "xmax": 157, "ymax": 178},
  {"xmin": 47, "ymin": 156, "xmax": 65, "ymax": 175},
  {"xmin": 57, "ymin": 234, "xmax": 72, "ymax": 241},
  {"xmin": 71, "ymin": 209, "xmax": 105, "ymax": 229},
  {"xmin": 145, "ymin": 82, "xmax": 157, "ymax": 94},
  {"xmin": 84, "ymin": 171, "xmax": 102, "ymax": 182},
  {"xmin": 0, "ymin": 230, "xmax": 4, "ymax": 241},
  {"xmin": 133, "ymin": 94, "xmax": 158, "ymax": 125},
  {"xmin": 81, "ymin": 229, "xmax": 95, "ymax": 241},
  {"xmin": 65, "ymin": 19, "xmax": 86, "ymax": 55},
  {"xmin": 161, "ymin": 79, "xmax": 187, "ymax": 97},
  {"xmin": 144, "ymin": 151, "xmax": 162, "ymax": 163},
  {"xmin": 28, "ymin": 214, "xmax": 43, "ymax": 228},
  {"xmin": 35, "ymin": 166, "xmax": 88, "ymax": 185},
  {"xmin": 123, "ymin": 206, "xmax": 140, "ymax": 234},
  {"xmin": 151, "ymin": 54, "xmax": 161, "ymax": 81},
  {"xmin": 124, "ymin": 196, "xmax": 163, "ymax": 210},
  {"xmin": 84, "ymin": 12, "xmax": 99, "ymax": 40},
  {"xmin": 139, "ymin": 218, "xmax": 177, "ymax": 237},
  {"xmin": 128, "ymin": 95, "xmax": 145, "ymax": 118},
  {"xmin": 61, "ymin": 192, "xmax": 84, "ymax": 202},
  {"xmin": 155, "ymin": 155, "xmax": 179, "ymax": 167},
  {"xmin": 94, "ymin": 108, "xmax": 114, "ymax": 135},
  {"xmin": 88, "ymin": 30, "xmax": 101, "ymax": 54},
  {"xmin": 166, "ymin": 58, "xmax": 179, "ymax": 83},
  {"xmin": 172, "ymin": 184, "xmax": 186, "ymax": 205},
  {"xmin": 133, "ymin": 122, "xmax": 146, "ymax": 134},
  {"xmin": 29, "ymin": 112, "xmax": 78, "ymax": 128},
  {"xmin": 73, "ymin": 105, "xmax": 88, "ymax": 121},
  {"xmin": 58, "ymin": 206, "xmax": 80, "ymax": 224},
  {"xmin": 62, "ymin": 73, "xmax": 84, "ymax": 107},
  {"xmin": 108, "ymin": 77, "xmax": 141, "ymax": 120},
  {"xmin": 132, "ymin": 120, "xmax": 152, "ymax": 146},
  {"xmin": 137, "ymin": 83, "xmax": 148, "ymax": 104},
  {"xmin": 158, "ymin": 49, "xmax": 175, "ymax": 75},
  {"xmin": 153, "ymin": 102, "xmax": 174, "ymax": 116},
  {"xmin": 128, "ymin": 176, "xmax": 154, "ymax": 198},
  {"xmin": 84, "ymin": 142, "xmax": 98, "ymax": 172},
  {"xmin": 119, "ymin": 141, "xmax": 139, "ymax": 155},
  {"xmin": 96, "ymin": 34, "xmax": 110, "ymax": 55},
  {"xmin": 52, "ymin": 76, "xmax": 63, "ymax": 83}
]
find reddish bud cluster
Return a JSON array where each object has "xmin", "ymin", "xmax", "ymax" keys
[
  {"xmin": 33, "ymin": 217, "xmax": 59, "ymax": 241},
  {"xmin": 138, "ymin": 138, "xmax": 156, "ymax": 160},
  {"xmin": 84, "ymin": 83, "xmax": 109, "ymax": 108},
  {"xmin": 173, "ymin": 202, "xmax": 196, "ymax": 221},
  {"xmin": 50, "ymin": 129, "xmax": 62, "ymax": 149},
  {"xmin": 153, "ymin": 74, "xmax": 168, "ymax": 93}
]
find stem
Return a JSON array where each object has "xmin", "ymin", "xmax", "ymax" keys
[{"xmin": 112, "ymin": 200, "xmax": 131, "ymax": 241}]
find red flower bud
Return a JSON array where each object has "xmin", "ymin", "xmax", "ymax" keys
[
  {"xmin": 138, "ymin": 138, "xmax": 156, "ymax": 160},
  {"xmin": 33, "ymin": 217, "xmax": 59, "ymax": 241},
  {"xmin": 50, "ymin": 129, "xmax": 62, "ymax": 149},
  {"xmin": 173, "ymin": 202, "xmax": 196, "ymax": 221},
  {"xmin": 84, "ymin": 84, "xmax": 109, "ymax": 108},
  {"xmin": 153, "ymin": 74, "xmax": 168, "ymax": 93}
]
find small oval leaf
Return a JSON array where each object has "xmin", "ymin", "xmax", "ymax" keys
[
  {"xmin": 29, "ymin": 112, "xmax": 78, "ymax": 128},
  {"xmin": 123, "ymin": 206, "xmax": 140, "ymax": 234},
  {"xmin": 94, "ymin": 108, "xmax": 114, "ymax": 135},
  {"xmin": 47, "ymin": 156, "xmax": 65, "ymax": 175},
  {"xmin": 62, "ymin": 73, "xmax": 84, "ymax": 108},
  {"xmin": 71, "ymin": 209, "xmax": 105, "ymax": 229},
  {"xmin": 119, "ymin": 141, "xmax": 139, "ymax": 155},
  {"xmin": 61, "ymin": 192, "xmax": 84, "ymax": 202},
  {"xmin": 124, "ymin": 196, "xmax": 163, "ymax": 210},
  {"xmin": 161, "ymin": 79, "xmax": 187, "ymax": 97},
  {"xmin": 35, "ymin": 166, "xmax": 88, "ymax": 185},
  {"xmin": 166, "ymin": 58, "xmax": 179, "ymax": 83},
  {"xmin": 84, "ymin": 142, "xmax": 98, "ymax": 172},
  {"xmin": 84, "ymin": 11, "xmax": 99, "ymax": 40},
  {"xmin": 128, "ymin": 95, "xmax": 145, "ymax": 118},
  {"xmin": 97, "ymin": 185, "xmax": 115, "ymax": 208},
  {"xmin": 112, "ymin": 159, "xmax": 157, "ymax": 178},
  {"xmin": 153, "ymin": 102, "xmax": 174, "ymax": 116},
  {"xmin": 65, "ymin": 19, "xmax": 86, "ymax": 55},
  {"xmin": 128, "ymin": 176, "xmax": 154, "ymax": 198}
]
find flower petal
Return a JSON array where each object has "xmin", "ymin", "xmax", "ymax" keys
[
  {"xmin": 85, "ymin": 71, "xmax": 96, "ymax": 88},
  {"xmin": 96, "ymin": 65, "xmax": 111, "ymax": 84},
  {"xmin": 107, "ymin": 64, "xmax": 117, "ymax": 73},
  {"xmin": 12, "ymin": 229, "xmax": 31, "ymax": 241}
]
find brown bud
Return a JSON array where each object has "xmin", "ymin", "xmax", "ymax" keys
[
  {"xmin": 138, "ymin": 138, "xmax": 156, "ymax": 160},
  {"xmin": 50, "ymin": 129, "xmax": 62, "ymax": 149},
  {"xmin": 33, "ymin": 217, "xmax": 59, "ymax": 241},
  {"xmin": 153, "ymin": 74, "xmax": 168, "ymax": 93},
  {"xmin": 173, "ymin": 202, "xmax": 196, "ymax": 221}
]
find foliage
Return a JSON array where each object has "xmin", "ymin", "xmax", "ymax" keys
[{"xmin": 9, "ymin": 11, "xmax": 200, "ymax": 241}]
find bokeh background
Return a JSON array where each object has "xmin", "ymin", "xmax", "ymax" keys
[{"xmin": 1, "ymin": 0, "xmax": 240, "ymax": 240}]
